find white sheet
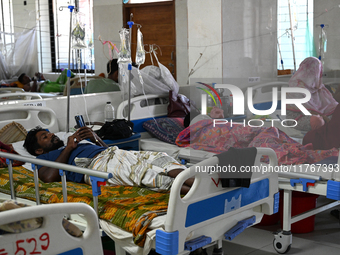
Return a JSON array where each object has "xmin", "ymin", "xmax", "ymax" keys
[{"xmin": 140, "ymin": 137, "xmax": 181, "ymax": 160}]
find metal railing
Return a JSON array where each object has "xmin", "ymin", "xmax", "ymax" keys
[{"xmin": 0, "ymin": 151, "xmax": 112, "ymax": 216}]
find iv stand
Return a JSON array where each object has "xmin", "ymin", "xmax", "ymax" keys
[
  {"xmin": 66, "ymin": 5, "xmax": 75, "ymax": 132},
  {"xmin": 127, "ymin": 14, "xmax": 134, "ymax": 122}
]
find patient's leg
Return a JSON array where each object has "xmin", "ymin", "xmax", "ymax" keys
[
  {"xmin": 168, "ymin": 169, "xmax": 194, "ymax": 195},
  {"xmin": 168, "ymin": 168, "xmax": 195, "ymax": 187}
]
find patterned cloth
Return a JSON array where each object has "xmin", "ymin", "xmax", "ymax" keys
[
  {"xmin": 83, "ymin": 146, "xmax": 186, "ymax": 192},
  {"xmin": 176, "ymin": 119, "xmax": 339, "ymax": 165},
  {"xmin": 0, "ymin": 167, "xmax": 171, "ymax": 247},
  {"xmin": 142, "ymin": 117, "xmax": 185, "ymax": 144}
]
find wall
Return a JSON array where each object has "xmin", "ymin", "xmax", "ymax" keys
[
  {"xmin": 93, "ymin": 0, "xmax": 123, "ymax": 75},
  {"xmin": 175, "ymin": 0, "xmax": 189, "ymax": 86},
  {"xmin": 222, "ymin": 0, "xmax": 277, "ymax": 90},
  {"xmin": 186, "ymin": 0, "xmax": 222, "ymax": 85}
]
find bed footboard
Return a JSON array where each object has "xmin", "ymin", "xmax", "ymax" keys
[
  {"xmin": 156, "ymin": 147, "xmax": 279, "ymax": 255},
  {"xmin": 0, "ymin": 203, "xmax": 103, "ymax": 255}
]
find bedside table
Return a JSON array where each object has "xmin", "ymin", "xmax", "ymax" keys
[{"xmin": 103, "ymin": 133, "xmax": 141, "ymax": 151}]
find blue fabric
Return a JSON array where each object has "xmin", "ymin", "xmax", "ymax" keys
[
  {"xmin": 142, "ymin": 117, "xmax": 185, "ymax": 144},
  {"xmin": 37, "ymin": 144, "xmax": 106, "ymax": 183}
]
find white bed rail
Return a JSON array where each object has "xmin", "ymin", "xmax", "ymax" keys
[
  {"xmin": 0, "ymin": 151, "xmax": 112, "ymax": 216},
  {"xmin": 0, "ymin": 203, "xmax": 103, "ymax": 255}
]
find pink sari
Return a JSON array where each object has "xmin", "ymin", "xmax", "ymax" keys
[{"xmin": 287, "ymin": 57, "xmax": 338, "ymax": 116}]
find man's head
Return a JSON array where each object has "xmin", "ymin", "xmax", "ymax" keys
[
  {"xmin": 107, "ymin": 59, "xmax": 119, "ymax": 82},
  {"xmin": 24, "ymin": 126, "xmax": 64, "ymax": 156},
  {"xmin": 18, "ymin": 73, "xmax": 31, "ymax": 85}
]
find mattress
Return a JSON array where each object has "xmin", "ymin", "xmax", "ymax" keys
[{"xmin": 140, "ymin": 137, "xmax": 181, "ymax": 160}]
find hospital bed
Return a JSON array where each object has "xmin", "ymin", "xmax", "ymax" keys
[
  {"xmin": 0, "ymin": 202, "xmax": 104, "ymax": 255},
  {"xmin": 117, "ymin": 91, "xmax": 340, "ymax": 254},
  {"xmin": 273, "ymin": 158, "xmax": 340, "ymax": 254},
  {"xmin": 116, "ymin": 89, "xmax": 304, "ymax": 161},
  {"xmin": 0, "ymin": 105, "xmax": 280, "ymax": 255}
]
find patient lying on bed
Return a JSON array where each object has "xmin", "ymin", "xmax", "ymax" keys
[{"xmin": 23, "ymin": 126, "xmax": 193, "ymax": 194}]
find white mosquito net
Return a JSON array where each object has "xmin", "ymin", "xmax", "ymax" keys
[{"xmin": 0, "ymin": 28, "xmax": 37, "ymax": 82}]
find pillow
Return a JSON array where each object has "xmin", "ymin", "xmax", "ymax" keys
[
  {"xmin": 0, "ymin": 122, "xmax": 27, "ymax": 144},
  {"xmin": 142, "ymin": 117, "xmax": 185, "ymax": 144}
]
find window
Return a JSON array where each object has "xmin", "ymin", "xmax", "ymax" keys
[
  {"xmin": 38, "ymin": 0, "xmax": 94, "ymax": 73},
  {"xmin": 0, "ymin": 0, "xmax": 14, "ymax": 54},
  {"xmin": 277, "ymin": 0, "xmax": 314, "ymax": 71}
]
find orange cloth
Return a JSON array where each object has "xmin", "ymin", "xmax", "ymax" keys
[{"xmin": 10, "ymin": 81, "xmax": 24, "ymax": 88}]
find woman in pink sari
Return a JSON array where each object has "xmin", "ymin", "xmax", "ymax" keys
[{"xmin": 286, "ymin": 57, "xmax": 338, "ymax": 131}]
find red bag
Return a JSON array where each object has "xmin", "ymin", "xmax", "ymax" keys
[{"xmin": 167, "ymin": 90, "xmax": 191, "ymax": 117}]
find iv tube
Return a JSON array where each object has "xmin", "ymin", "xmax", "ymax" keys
[{"xmin": 318, "ymin": 24, "xmax": 327, "ymax": 63}]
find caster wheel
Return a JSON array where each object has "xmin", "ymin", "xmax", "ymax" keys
[{"xmin": 273, "ymin": 238, "xmax": 291, "ymax": 254}]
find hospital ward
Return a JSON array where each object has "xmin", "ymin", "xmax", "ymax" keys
[{"xmin": 1, "ymin": 0, "xmax": 340, "ymax": 254}]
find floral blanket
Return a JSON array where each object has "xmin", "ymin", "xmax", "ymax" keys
[
  {"xmin": 0, "ymin": 167, "xmax": 170, "ymax": 247},
  {"xmin": 176, "ymin": 119, "xmax": 338, "ymax": 165}
]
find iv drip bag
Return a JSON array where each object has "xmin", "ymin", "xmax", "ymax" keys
[
  {"xmin": 136, "ymin": 28, "xmax": 145, "ymax": 66},
  {"xmin": 118, "ymin": 28, "xmax": 131, "ymax": 63},
  {"xmin": 71, "ymin": 13, "xmax": 87, "ymax": 49}
]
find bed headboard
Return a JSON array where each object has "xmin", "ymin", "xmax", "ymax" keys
[
  {"xmin": 0, "ymin": 92, "xmax": 43, "ymax": 102},
  {"xmin": 116, "ymin": 94, "xmax": 169, "ymax": 133},
  {"xmin": 0, "ymin": 106, "xmax": 59, "ymax": 133},
  {"xmin": 117, "ymin": 94, "xmax": 169, "ymax": 120}
]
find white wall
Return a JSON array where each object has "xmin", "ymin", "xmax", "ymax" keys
[
  {"xmin": 93, "ymin": 0, "xmax": 123, "ymax": 76},
  {"xmin": 175, "ymin": 0, "xmax": 189, "ymax": 86},
  {"xmin": 222, "ymin": 0, "xmax": 277, "ymax": 90},
  {"xmin": 186, "ymin": 0, "xmax": 222, "ymax": 85}
]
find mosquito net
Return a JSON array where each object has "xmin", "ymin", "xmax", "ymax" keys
[{"xmin": 0, "ymin": 28, "xmax": 37, "ymax": 82}]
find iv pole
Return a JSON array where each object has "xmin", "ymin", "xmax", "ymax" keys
[
  {"xmin": 66, "ymin": 5, "xmax": 75, "ymax": 132},
  {"xmin": 127, "ymin": 14, "xmax": 134, "ymax": 122}
]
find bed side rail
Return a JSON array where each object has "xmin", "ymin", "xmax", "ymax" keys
[{"xmin": 0, "ymin": 151, "xmax": 112, "ymax": 216}]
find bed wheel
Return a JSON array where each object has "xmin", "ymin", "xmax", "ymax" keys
[{"xmin": 273, "ymin": 231, "xmax": 292, "ymax": 254}]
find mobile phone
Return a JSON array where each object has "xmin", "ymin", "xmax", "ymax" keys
[{"xmin": 75, "ymin": 115, "xmax": 85, "ymax": 128}]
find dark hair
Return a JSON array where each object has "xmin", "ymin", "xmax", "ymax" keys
[
  {"xmin": 23, "ymin": 126, "xmax": 45, "ymax": 156},
  {"xmin": 18, "ymin": 73, "xmax": 26, "ymax": 84},
  {"xmin": 107, "ymin": 59, "xmax": 119, "ymax": 75}
]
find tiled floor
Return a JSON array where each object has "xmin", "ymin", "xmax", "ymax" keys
[{"xmin": 212, "ymin": 197, "xmax": 340, "ymax": 255}]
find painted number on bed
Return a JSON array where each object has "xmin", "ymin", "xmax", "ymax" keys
[{"xmin": 1, "ymin": 232, "xmax": 50, "ymax": 255}]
